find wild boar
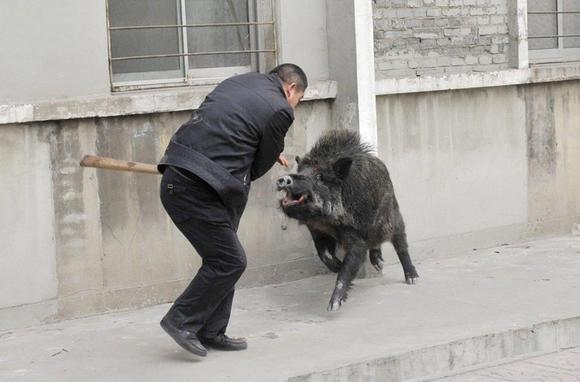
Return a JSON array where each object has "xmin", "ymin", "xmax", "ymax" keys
[{"xmin": 277, "ymin": 129, "xmax": 419, "ymax": 311}]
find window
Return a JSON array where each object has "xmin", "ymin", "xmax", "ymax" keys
[
  {"xmin": 107, "ymin": 0, "xmax": 276, "ymax": 91},
  {"xmin": 528, "ymin": 0, "xmax": 580, "ymax": 63}
]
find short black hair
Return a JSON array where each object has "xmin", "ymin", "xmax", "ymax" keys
[{"xmin": 269, "ymin": 63, "xmax": 308, "ymax": 92}]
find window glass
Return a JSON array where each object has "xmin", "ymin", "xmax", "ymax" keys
[
  {"xmin": 563, "ymin": 0, "xmax": 580, "ymax": 48},
  {"xmin": 528, "ymin": 0, "xmax": 558, "ymax": 50},
  {"xmin": 109, "ymin": 0, "xmax": 183, "ymax": 82},
  {"xmin": 185, "ymin": 0, "xmax": 252, "ymax": 70}
]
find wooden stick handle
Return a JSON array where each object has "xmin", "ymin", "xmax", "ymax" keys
[{"xmin": 80, "ymin": 155, "xmax": 160, "ymax": 175}]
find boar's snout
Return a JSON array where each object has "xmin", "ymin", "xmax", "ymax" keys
[{"xmin": 276, "ymin": 175, "xmax": 293, "ymax": 190}]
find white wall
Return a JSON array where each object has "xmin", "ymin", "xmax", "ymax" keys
[
  {"xmin": 0, "ymin": 126, "xmax": 57, "ymax": 309},
  {"xmin": 274, "ymin": 0, "xmax": 330, "ymax": 81},
  {"xmin": 0, "ymin": 0, "xmax": 110, "ymax": 104}
]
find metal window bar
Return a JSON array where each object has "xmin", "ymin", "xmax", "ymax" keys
[
  {"xmin": 111, "ymin": 49, "xmax": 277, "ymax": 62},
  {"xmin": 527, "ymin": 5, "xmax": 580, "ymax": 41},
  {"xmin": 527, "ymin": 11, "xmax": 580, "ymax": 14},
  {"xmin": 529, "ymin": 35, "xmax": 580, "ymax": 39},
  {"xmin": 178, "ymin": 0, "xmax": 188, "ymax": 79},
  {"xmin": 109, "ymin": 21, "xmax": 276, "ymax": 62},
  {"xmin": 527, "ymin": 0, "xmax": 580, "ymax": 60},
  {"xmin": 106, "ymin": 0, "xmax": 277, "ymax": 89},
  {"xmin": 110, "ymin": 21, "xmax": 275, "ymax": 30}
]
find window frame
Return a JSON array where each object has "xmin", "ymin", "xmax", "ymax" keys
[
  {"xmin": 105, "ymin": 0, "xmax": 277, "ymax": 92},
  {"xmin": 528, "ymin": 0, "xmax": 580, "ymax": 63}
]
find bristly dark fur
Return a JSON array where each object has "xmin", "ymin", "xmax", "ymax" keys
[
  {"xmin": 277, "ymin": 128, "xmax": 419, "ymax": 312},
  {"xmin": 299, "ymin": 129, "xmax": 373, "ymax": 170}
]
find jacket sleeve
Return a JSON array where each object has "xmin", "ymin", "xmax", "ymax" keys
[{"xmin": 250, "ymin": 108, "xmax": 294, "ymax": 181}]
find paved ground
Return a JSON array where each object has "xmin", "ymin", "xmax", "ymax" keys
[
  {"xmin": 435, "ymin": 348, "xmax": 580, "ymax": 381},
  {"xmin": 0, "ymin": 236, "xmax": 579, "ymax": 381}
]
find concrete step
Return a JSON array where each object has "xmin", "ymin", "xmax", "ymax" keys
[
  {"xmin": 1, "ymin": 235, "xmax": 579, "ymax": 381},
  {"xmin": 432, "ymin": 348, "xmax": 580, "ymax": 381}
]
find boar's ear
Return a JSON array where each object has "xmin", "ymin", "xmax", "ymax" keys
[
  {"xmin": 295, "ymin": 156, "xmax": 302, "ymax": 165},
  {"xmin": 333, "ymin": 157, "xmax": 352, "ymax": 180}
]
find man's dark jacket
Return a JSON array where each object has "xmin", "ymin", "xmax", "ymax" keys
[{"xmin": 158, "ymin": 72, "xmax": 294, "ymax": 223}]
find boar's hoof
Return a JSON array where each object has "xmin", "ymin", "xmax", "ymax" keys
[
  {"xmin": 327, "ymin": 287, "xmax": 347, "ymax": 311},
  {"xmin": 405, "ymin": 270, "xmax": 419, "ymax": 285},
  {"xmin": 369, "ymin": 250, "xmax": 384, "ymax": 272},
  {"xmin": 327, "ymin": 299, "xmax": 342, "ymax": 312},
  {"xmin": 371, "ymin": 258, "xmax": 384, "ymax": 272}
]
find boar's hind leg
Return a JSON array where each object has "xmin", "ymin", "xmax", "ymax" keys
[
  {"xmin": 328, "ymin": 231, "xmax": 367, "ymax": 312},
  {"xmin": 369, "ymin": 248, "xmax": 384, "ymax": 271},
  {"xmin": 309, "ymin": 229, "xmax": 342, "ymax": 273},
  {"xmin": 392, "ymin": 231, "xmax": 419, "ymax": 284}
]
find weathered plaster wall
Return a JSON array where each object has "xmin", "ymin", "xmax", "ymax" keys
[
  {"xmin": 525, "ymin": 81, "xmax": 580, "ymax": 236},
  {"xmin": 376, "ymin": 81, "xmax": 580, "ymax": 262},
  {"xmin": 376, "ymin": 86, "xmax": 528, "ymax": 259},
  {"xmin": 0, "ymin": 101, "xmax": 332, "ymax": 330},
  {"xmin": 0, "ymin": 126, "xmax": 58, "ymax": 325}
]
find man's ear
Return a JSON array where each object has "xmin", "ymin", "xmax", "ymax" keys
[
  {"xmin": 283, "ymin": 82, "xmax": 296, "ymax": 97},
  {"xmin": 295, "ymin": 156, "xmax": 301, "ymax": 165},
  {"xmin": 333, "ymin": 157, "xmax": 352, "ymax": 180}
]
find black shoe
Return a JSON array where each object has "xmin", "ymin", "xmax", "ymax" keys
[
  {"xmin": 160, "ymin": 318, "xmax": 207, "ymax": 357},
  {"xmin": 200, "ymin": 334, "xmax": 248, "ymax": 351}
]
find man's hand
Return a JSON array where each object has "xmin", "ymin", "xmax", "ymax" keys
[{"xmin": 277, "ymin": 154, "xmax": 289, "ymax": 167}]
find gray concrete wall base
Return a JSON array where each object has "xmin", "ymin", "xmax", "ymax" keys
[
  {"xmin": 0, "ymin": 300, "xmax": 58, "ymax": 332},
  {"xmin": 405, "ymin": 223, "xmax": 528, "ymax": 263},
  {"xmin": 288, "ymin": 316, "xmax": 580, "ymax": 382},
  {"xmin": 241, "ymin": 257, "xmax": 329, "ymax": 289},
  {"xmin": 54, "ymin": 279, "xmax": 190, "ymax": 322},
  {"xmin": 0, "ymin": 221, "xmax": 538, "ymax": 332},
  {"xmin": 0, "ymin": 257, "xmax": 328, "ymax": 332}
]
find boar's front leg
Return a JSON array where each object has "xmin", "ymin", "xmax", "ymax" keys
[
  {"xmin": 309, "ymin": 229, "xmax": 342, "ymax": 273},
  {"xmin": 392, "ymin": 230, "xmax": 419, "ymax": 284},
  {"xmin": 328, "ymin": 231, "xmax": 367, "ymax": 311}
]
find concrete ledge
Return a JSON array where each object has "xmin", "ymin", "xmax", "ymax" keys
[
  {"xmin": 0, "ymin": 80, "xmax": 337, "ymax": 125},
  {"xmin": 376, "ymin": 62, "xmax": 580, "ymax": 95},
  {"xmin": 289, "ymin": 316, "xmax": 580, "ymax": 382}
]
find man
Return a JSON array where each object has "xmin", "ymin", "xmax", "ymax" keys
[{"xmin": 157, "ymin": 64, "xmax": 307, "ymax": 357}]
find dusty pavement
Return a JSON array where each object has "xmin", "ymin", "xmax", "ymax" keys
[
  {"xmin": 434, "ymin": 348, "xmax": 580, "ymax": 381},
  {"xmin": 0, "ymin": 235, "xmax": 579, "ymax": 381}
]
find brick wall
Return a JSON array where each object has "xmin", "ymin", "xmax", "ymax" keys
[{"xmin": 373, "ymin": 0, "xmax": 511, "ymax": 79}]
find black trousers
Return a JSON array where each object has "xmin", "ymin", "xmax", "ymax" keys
[{"xmin": 160, "ymin": 166, "xmax": 247, "ymax": 338}]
